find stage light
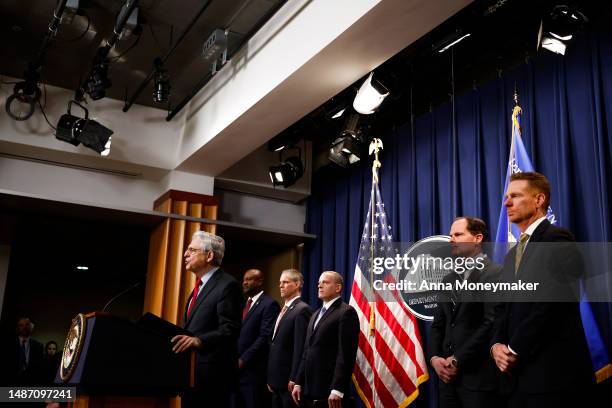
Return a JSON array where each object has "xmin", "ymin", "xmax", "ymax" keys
[
  {"xmin": 268, "ymin": 156, "xmax": 303, "ymax": 188},
  {"xmin": 329, "ymin": 112, "xmax": 365, "ymax": 167},
  {"xmin": 76, "ymin": 265, "xmax": 89, "ymax": 270},
  {"xmin": 153, "ymin": 58, "xmax": 170, "ymax": 103},
  {"xmin": 329, "ymin": 133, "xmax": 363, "ymax": 167},
  {"xmin": 83, "ymin": 62, "xmax": 111, "ymax": 100},
  {"xmin": 538, "ymin": 5, "xmax": 587, "ymax": 55},
  {"xmin": 353, "ymin": 73, "xmax": 389, "ymax": 115},
  {"xmin": 55, "ymin": 101, "xmax": 114, "ymax": 155}
]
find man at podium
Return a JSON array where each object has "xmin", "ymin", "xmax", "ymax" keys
[{"xmin": 172, "ymin": 231, "xmax": 243, "ymax": 408}]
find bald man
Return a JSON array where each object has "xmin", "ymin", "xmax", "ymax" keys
[
  {"xmin": 292, "ymin": 271, "xmax": 359, "ymax": 408},
  {"xmin": 234, "ymin": 268, "xmax": 280, "ymax": 408}
]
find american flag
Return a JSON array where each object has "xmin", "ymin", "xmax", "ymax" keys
[{"xmin": 349, "ymin": 170, "xmax": 429, "ymax": 407}]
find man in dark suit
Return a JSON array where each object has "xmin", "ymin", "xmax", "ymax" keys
[
  {"xmin": 172, "ymin": 231, "xmax": 243, "ymax": 408},
  {"xmin": 429, "ymin": 217, "xmax": 502, "ymax": 408},
  {"xmin": 491, "ymin": 172, "xmax": 594, "ymax": 408},
  {"xmin": 267, "ymin": 269, "xmax": 313, "ymax": 408},
  {"xmin": 4, "ymin": 317, "xmax": 44, "ymax": 385},
  {"xmin": 233, "ymin": 268, "xmax": 280, "ymax": 408},
  {"xmin": 292, "ymin": 271, "xmax": 359, "ymax": 408}
]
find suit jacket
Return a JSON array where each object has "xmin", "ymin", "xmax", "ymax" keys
[
  {"xmin": 492, "ymin": 219, "xmax": 594, "ymax": 393},
  {"xmin": 296, "ymin": 299, "xmax": 360, "ymax": 399},
  {"xmin": 3, "ymin": 336, "xmax": 44, "ymax": 385},
  {"xmin": 183, "ymin": 268, "xmax": 243, "ymax": 389},
  {"xmin": 267, "ymin": 298, "xmax": 313, "ymax": 389},
  {"xmin": 429, "ymin": 257, "xmax": 502, "ymax": 391},
  {"xmin": 238, "ymin": 293, "xmax": 280, "ymax": 385}
]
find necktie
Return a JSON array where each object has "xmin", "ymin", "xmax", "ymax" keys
[
  {"xmin": 273, "ymin": 305, "xmax": 289, "ymax": 339},
  {"xmin": 242, "ymin": 297, "xmax": 253, "ymax": 320},
  {"xmin": 450, "ymin": 273, "xmax": 464, "ymax": 310},
  {"xmin": 19, "ymin": 339, "xmax": 27, "ymax": 372},
  {"xmin": 314, "ymin": 306, "xmax": 327, "ymax": 329},
  {"xmin": 187, "ymin": 278, "xmax": 203, "ymax": 318},
  {"xmin": 514, "ymin": 233, "xmax": 530, "ymax": 274}
]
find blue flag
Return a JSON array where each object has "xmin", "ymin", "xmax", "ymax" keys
[{"xmin": 495, "ymin": 104, "xmax": 611, "ymax": 383}]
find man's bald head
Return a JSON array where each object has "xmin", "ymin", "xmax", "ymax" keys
[{"xmin": 243, "ymin": 268, "xmax": 264, "ymax": 296}]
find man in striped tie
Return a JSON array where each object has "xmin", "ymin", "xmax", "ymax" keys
[
  {"xmin": 292, "ymin": 271, "xmax": 359, "ymax": 408},
  {"xmin": 267, "ymin": 269, "xmax": 313, "ymax": 407}
]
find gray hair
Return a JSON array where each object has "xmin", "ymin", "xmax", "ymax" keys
[
  {"xmin": 192, "ymin": 231, "xmax": 225, "ymax": 266},
  {"xmin": 281, "ymin": 268, "xmax": 304, "ymax": 288},
  {"xmin": 321, "ymin": 271, "xmax": 344, "ymax": 288}
]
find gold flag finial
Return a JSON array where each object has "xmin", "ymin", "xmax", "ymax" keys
[{"xmin": 369, "ymin": 138, "xmax": 383, "ymax": 183}]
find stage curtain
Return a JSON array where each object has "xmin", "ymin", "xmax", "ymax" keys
[{"xmin": 305, "ymin": 32, "xmax": 612, "ymax": 407}]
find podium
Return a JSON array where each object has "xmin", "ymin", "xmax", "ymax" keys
[{"xmin": 59, "ymin": 312, "xmax": 193, "ymax": 408}]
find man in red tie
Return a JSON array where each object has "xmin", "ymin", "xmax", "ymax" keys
[
  {"xmin": 171, "ymin": 231, "xmax": 242, "ymax": 408},
  {"xmin": 233, "ymin": 269, "xmax": 280, "ymax": 408}
]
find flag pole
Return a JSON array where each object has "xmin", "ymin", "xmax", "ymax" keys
[{"xmin": 368, "ymin": 138, "xmax": 383, "ymax": 336}]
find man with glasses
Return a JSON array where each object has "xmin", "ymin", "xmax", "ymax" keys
[{"xmin": 172, "ymin": 231, "xmax": 242, "ymax": 408}]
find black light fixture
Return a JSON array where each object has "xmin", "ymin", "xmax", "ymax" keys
[
  {"xmin": 328, "ymin": 112, "xmax": 365, "ymax": 168},
  {"xmin": 268, "ymin": 145, "xmax": 303, "ymax": 188},
  {"xmin": 56, "ymin": 101, "xmax": 113, "ymax": 156},
  {"xmin": 153, "ymin": 58, "xmax": 170, "ymax": 103},
  {"xmin": 83, "ymin": 61, "xmax": 112, "ymax": 100},
  {"xmin": 538, "ymin": 5, "xmax": 588, "ymax": 55},
  {"xmin": 269, "ymin": 156, "xmax": 304, "ymax": 188}
]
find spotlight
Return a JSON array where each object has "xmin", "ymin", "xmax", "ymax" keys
[
  {"xmin": 268, "ymin": 156, "xmax": 303, "ymax": 188},
  {"xmin": 328, "ymin": 113, "xmax": 365, "ymax": 167},
  {"xmin": 538, "ymin": 5, "xmax": 588, "ymax": 55},
  {"xmin": 353, "ymin": 73, "xmax": 389, "ymax": 115},
  {"xmin": 55, "ymin": 101, "xmax": 114, "ymax": 155},
  {"xmin": 83, "ymin": 62, "xmax": 111, "ymax": 100},
  {"xmin": 153, "ymin": 58, "xmax": 170, "ymax": 103}
]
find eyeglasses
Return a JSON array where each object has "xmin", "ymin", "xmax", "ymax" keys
[{"xmin": 185, "ymin": 247, "xmax": 204, "ymax": 255}]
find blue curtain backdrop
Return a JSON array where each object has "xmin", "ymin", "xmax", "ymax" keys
[{"xmin": 304, "ymin": 32, "xmax": 612, "ymax": 407}]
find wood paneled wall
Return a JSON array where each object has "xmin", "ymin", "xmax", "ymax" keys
[{"xmin": 143, "ymin": 191, "xmax": 219, "ymax": 325}]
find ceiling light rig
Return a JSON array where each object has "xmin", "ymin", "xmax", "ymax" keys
[
  {"xmin": 538, "ymin": 5, "xmax": 588, "ymax": 55},
  {"xmin": 5, "ymin": 0, "xmax": 70, "ymax": 121},
  {"xmin": 75, "ymin": 0, "xmax": 139, "ymax": 102},
  {"xmin": 152, "ymin": 58, "xmax": 170, "ymax": 104}
]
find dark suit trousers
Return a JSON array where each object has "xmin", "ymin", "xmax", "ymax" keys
[
  {"xmin": 183, "ymin": 383, "xmax": 231, "ymax": 408},
  {"xmin": 231, "ymin": 383, "xmax": 270, "ymax": 408},
  {"xmin": 438, "ymin": 381, "xmax": 502, "ymax": 408},
  {"xmin": 271, "ymin": 387, "xmax": 296, "ymax": 408},
  {"xmin": 507, "ymin": 389, "xmax": 592, "ymax": 408}
]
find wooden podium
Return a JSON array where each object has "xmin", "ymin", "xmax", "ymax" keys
[{"xmin": 59, "ymin": 312, "xmax": 193, "ymax": 408}]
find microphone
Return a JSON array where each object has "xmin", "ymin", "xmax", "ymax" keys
[{"xmin": 102, "ymin": 281, "xmax": 143, "ymax": 313}]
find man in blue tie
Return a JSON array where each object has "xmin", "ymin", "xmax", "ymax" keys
[{"xmin": 292, "ymin": 271, "xmax": 359, "ymax": 408}]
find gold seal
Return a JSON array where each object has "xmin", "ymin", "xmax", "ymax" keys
[{"xmin": 60, "ymin": 313, "xmax": 86, "ymax": 382}]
